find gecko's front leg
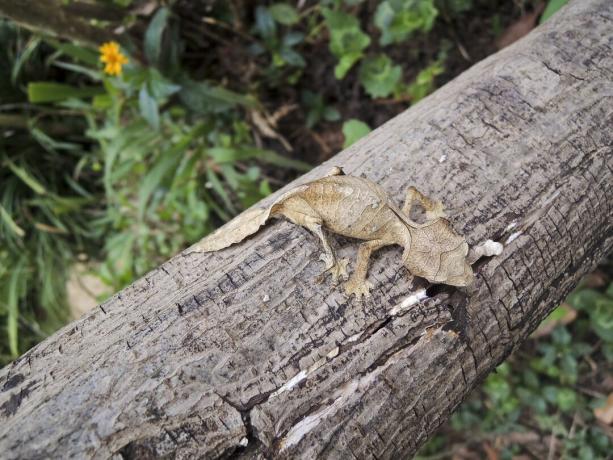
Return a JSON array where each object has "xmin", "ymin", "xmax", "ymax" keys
[
  {"xmin": 310, "ymin": 224, "xmax": 349, "ymax": 283},
  {"xmin": 344, "ymin": 240, "xmax": 385, "ymax": 299}
]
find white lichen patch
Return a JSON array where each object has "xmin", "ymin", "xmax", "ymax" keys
[{"xmin": 439, "ymin": 154, "xmax": 447, "ymax": 163}]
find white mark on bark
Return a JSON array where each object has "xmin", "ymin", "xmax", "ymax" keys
[
  {"xmin": 270, "ymin": 347, "xmax": 341, "ymax": 398},
  {"xmin": 505, "ymin": 231, "xmax": 523, "ymax": 244},
  {"xmin": 239, "ymin": 437, "xmax": 248, "ymax": 447},
  {"xmin": 389, "ymin": 289, "xmax": 428, "ymax": 316},
  {"xmin": 262, "ymin": 294, "xmax": 270, "ymax": 302},
  {"xmin": 345, "ymin": 332, "xmax": 364, "ymax": 343},
  {"xmin": 504, "ymin": 221, "xmax": 518, "ymax": 232},
  {"xmin": 279, "ymin": 358, "xmax": 396, "ymax": 451},
  {"xmin": 439, "ymin": 154, "xmax": 447, "ymax": 163}
]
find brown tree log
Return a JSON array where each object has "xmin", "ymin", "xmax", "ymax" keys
[{"xmin": 1, "ymin": 0, "xmax": 612, "ymax": 458}]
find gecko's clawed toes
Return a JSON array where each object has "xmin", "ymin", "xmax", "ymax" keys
[
  {"xmin": 325, "ymin": 258, "xmax": 349, "ymax": 283},
  {"xmin": 343, "ymin": 278, "xmax": 373, "ymax": 300}
]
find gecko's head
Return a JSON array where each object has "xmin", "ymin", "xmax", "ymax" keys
[{"xmin": 402, "ymin": 220, "xmax": 475, "ymax": 287}]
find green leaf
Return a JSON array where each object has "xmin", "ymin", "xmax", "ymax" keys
[
  {"xmin": 179, "ymin": 78, "xmax": 255, "ymax": 114},
  {"xmin": 269, "ymin": 3, "xmax": 300, "ymax": 25},
  {"xmin": 5, "ymin": 159, "xmax": 47, "ymax": 195},
  {"xmin": 255, "ymin": 6, "xmax": 277, "ymax": 39},
  {"xmin": 45, "ymin": 39, "xmax": 100, "ymax": 66},
  {"xmin": 0, "ymin": 204, "xmax": 25, "ymax": 237},
  {"xmin": 138, "ymin": 86, "xmax": 159, "ymax": 130},
  {"xmin": 375, "ymin": 0, "xmax": 438, "ymax": 45},
  {"xmin": 342, "ymin": 119, "xmax": 371, "ymax": 148},
  {"xmin": 540, "ymin": 0, "xmax": 569, "ymax": 23},
  {"xmin": 144, "ymin": 7, "xmax": 170, "ymax": 67},
  {"xmin": 322, "ymin": 8, "xmax": 371, "ymax": 79},
  {"xmin": 208, "ymin": 147, "xmax": 311, "ymax": 171},
  {"xmin": 406, "ymin": 60, "xmax": 444, "ymax": 102},
  {"xmin": 359, "ymin": 54, "xmax": 403, "ymax": 98},
  {"xmin": 27, "ymin": 82, "xmax": 103, "ymax": 103},
  {"xmin": 556, "ymin": 387, "xmax": 577, "ymax": 412}
]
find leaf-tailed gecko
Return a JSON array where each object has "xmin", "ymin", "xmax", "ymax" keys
[{"xmin": 191, "ymin": 167, "xmax": 474, "ymax": 298}]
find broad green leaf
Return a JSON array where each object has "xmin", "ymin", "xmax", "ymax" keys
[
  {"xmin": 255, "ymin": 6, "xmax": 277, "ymax": 39},
  {"xmin": 269, "ymin": 3, "xmax": 300, "ymax": 25},
  {"xmin": 138, "ymin": 86, "xmax": 160, "ymax": 130},
  {"xmin": 144, "ymin": 7, "xmax": 170, "ymax": 67},
  {"xmin": 322, "ymin": 8, "xmax": 371, "ymax": 79},
  {"xmin": 359, "ymin": 54, "xmax": 403, "ymax": 98},
  {"xmin": 28, "ymin": 82, "xmax": 103, "ymax": 103},
  {"xmin": 342, "ymin": 119, "xmax": 371, "ymax": 148},
  {"xmin": 540, "ymin": 0, "xmax": 569, "ymax": 23}
]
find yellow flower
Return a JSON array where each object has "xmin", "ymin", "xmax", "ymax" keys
[{"xmin": 99, "ymin": 41, "xmax": 129, "ymax": 76}]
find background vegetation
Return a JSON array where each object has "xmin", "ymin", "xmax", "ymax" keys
[{"xmin": 2, "ymin": 0, "xmax": 610, "ymax": 458}]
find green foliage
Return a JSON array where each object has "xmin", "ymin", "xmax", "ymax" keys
[
  {"xmin": 418, "ymin": 279, "xmax": 613, "ymax": 459},
  {"xmin": 358, "ymin": 54, "xmax": 402, "ymax": 98},
  {"xmin": 375, "ymin": 0, "xmax": 438, "ymax": 45},
  {"xmin": 322, "ymin": 8, "xmax": 371, "ymax": 79},
  {"xmin": 567, "ymin": 286, "xmax": 613, "ymax": 342},
  {"xmin": 302, "ymin": 90, "xmax": 341, "ymax": 128},
  {"xmin": 1, "ymin": 0, "xmax": 485, "ymax": 364},
  {"xmin": 540, "ymin": 0, "xmax": 570, "ymax": 24},
  {"xmin": 405, "ymin": 59, "xmax": 444, "ymax": 101},
  {"xmin": 342, "ymin": 119, "xmax": 371, "ymax": 147}
]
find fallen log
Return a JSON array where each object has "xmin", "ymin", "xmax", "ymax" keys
[{"xmin": 1, "ymin": 0, "xmax": 611, "ymax": 458}]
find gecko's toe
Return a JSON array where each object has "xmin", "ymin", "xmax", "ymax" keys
[
  {"xmin": 319, "ymin": 253, "xmax": 335, "ymax": 271},
  {"xmin": 326, "ymin": 258, "xmax": 349, "ymax": 283},
  {"xmin": 344, "ymin": 278, "xmax": 373, "ymax": 300}
]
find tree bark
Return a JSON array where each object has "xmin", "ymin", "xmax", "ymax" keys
[{"xmin": 1, "ymin": 0, "xmax": 612, "ymax": 458}]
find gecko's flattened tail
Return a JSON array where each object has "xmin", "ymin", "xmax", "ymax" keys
[{"xmin": 190, "ymin": 207, "xmax": 272, "ymax": 253}]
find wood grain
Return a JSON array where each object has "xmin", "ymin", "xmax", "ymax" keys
[{"xmin": 1, "ymin": 0, "xmax": 611, "ymax": 458}]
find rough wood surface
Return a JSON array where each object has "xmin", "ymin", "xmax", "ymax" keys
[{"xmin": 1, "ymin": 1, "xmax": 612, "ymax": 458}]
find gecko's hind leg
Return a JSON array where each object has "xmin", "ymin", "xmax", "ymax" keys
[
  {"xmin": 403, "ymin": 186, "xmax": 446, "ymax": 220},
  {"xmin": 344, "ymin": 240, "xmax": 386, "ymax": 299}
]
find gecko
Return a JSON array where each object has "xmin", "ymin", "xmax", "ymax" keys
[{"xmin": 191, "ymin": 167, "xmax": 474, "ymax": 298}]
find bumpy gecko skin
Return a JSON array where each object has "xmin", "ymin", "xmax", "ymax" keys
[{"xmin": 192, "ymin": 167, "xmax": 474, "ymax": 298}]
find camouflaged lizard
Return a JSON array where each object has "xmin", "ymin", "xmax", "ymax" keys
[{"xmin": 192, "ymin": 167, "xmax": 474, "ymax": 298}]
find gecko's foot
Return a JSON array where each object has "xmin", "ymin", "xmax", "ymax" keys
[
  {"xmin": 344, "ymin": 278, "xmax": 373, "ymax": 300},
  {"xmin": 325, "ymin": 258, "xmax": 349, "ymax": 284},
  {"xmin": 319, "ymin": 252, "xmax": 336, "ymax": 271}
]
